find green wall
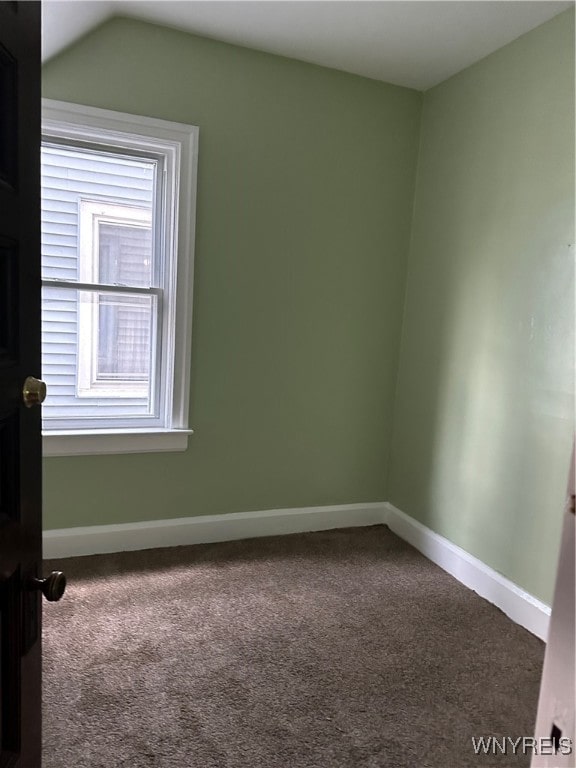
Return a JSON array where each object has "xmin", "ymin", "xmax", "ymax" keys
[
  {"xmin": 42, "ymin": 18, "xmax": 422, "ymax": 528},
  {"xmin": 387, "ymin": 10, "xmax": 575, "ymax": 604},
  {"xmin": 42, "ymin": 11, "xmax": 575, "ymax": 604}
]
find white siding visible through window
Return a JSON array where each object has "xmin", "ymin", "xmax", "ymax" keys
[{"xmin": 41, "ymin": 145, "xmax": 157, "ymax": 421}]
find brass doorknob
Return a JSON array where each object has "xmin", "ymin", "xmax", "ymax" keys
[
  {"xmin": 22, "ymin": 376, "xmax": 47, "ymax": 408},
  {"xmin": 31, "ymin": 571, "xmax": 66, "ymax": 602}
]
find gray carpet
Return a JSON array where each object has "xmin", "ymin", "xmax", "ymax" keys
[{"xmin": 43, "ymin": 525, "xmax": 544, "ymax": 768}]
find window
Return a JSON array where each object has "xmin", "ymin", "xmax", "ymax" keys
[
  {"xmin": 41, "ymin": 100, "xmax": 198, "ymax": 456},
  {"xmin": 76, "ymin": 200, "xmax": 153, "ymax": 400}
]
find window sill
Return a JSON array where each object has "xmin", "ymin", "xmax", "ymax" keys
[{"xmin": 42, "ymin": 429, "xmax": 194, "ymax": 457}]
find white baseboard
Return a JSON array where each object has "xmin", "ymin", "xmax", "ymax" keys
[
  {"xmin": 384, "ymin": 503, "xmax": 551, "ymax": 642},
  {"xmin": 43, "ymin": 502, "xmax": 387, "ymax": 560},
  {"xmin": 43, "ymin": 500, "xmax": 550, "ymax": 640}
]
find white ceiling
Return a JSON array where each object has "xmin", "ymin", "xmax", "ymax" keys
[{"xmin": 42, "ymin": 0, "xmax": 573, "ymax": 91}]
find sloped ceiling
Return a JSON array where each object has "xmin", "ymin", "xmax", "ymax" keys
[{"xmin": 42, "ymin": 1, "xmax": 573, "ymax": 90}]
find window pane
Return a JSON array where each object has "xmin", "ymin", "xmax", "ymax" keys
[
  {"xmin": 97, "ymin": 294, "xmax": 151, "ymax": 380},
  {"xmin": 41, "ymin": 285, "xmax": 157, "ymax": 424},
  {"xmin": 99, "ymin": 224, "xmax": 152, "ymax": 287},
  {"xmin": 41, "ymin": 145, "xmax": 155, "ymax": 284}
]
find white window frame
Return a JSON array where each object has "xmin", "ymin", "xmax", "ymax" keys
[
  {"xmin": 41, "ymin": 99, "xmax": 198, "ymax": 456},
  {"xmin": 77, "ymin": 200, "xmax": 153, "ymax": 399}
]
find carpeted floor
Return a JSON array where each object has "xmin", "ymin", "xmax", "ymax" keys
[{"xmin": 43, "ymin": 525, "xmax": 544, "ymax": 768}]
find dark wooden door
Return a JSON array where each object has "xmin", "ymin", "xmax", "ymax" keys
[{"xmin": 0, "ymin": 2, "xmax": 43, "ymax": 767}]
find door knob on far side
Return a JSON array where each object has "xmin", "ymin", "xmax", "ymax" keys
[
  {"xmin": 30, "ymin": 571, "xmax": 66, "ymax": 602},
  {"xmin": 22, "ymin": 376, "xmax": 47, "ymax": 408}
]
